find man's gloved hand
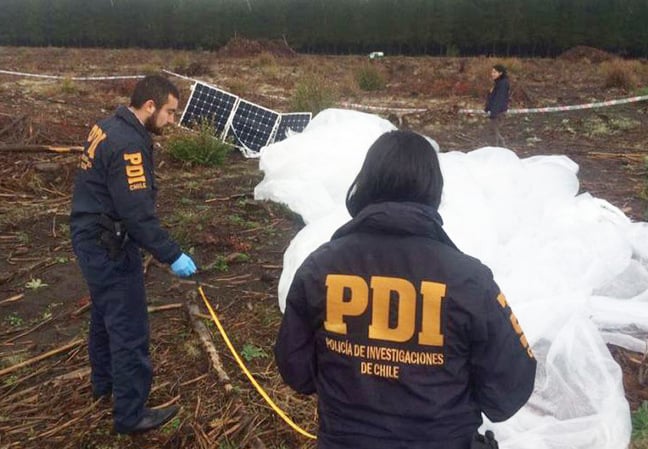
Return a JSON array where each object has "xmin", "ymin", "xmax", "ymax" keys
[{"xmin": 171, "ymin": 253, "xmax": 197, "ymax": 277}]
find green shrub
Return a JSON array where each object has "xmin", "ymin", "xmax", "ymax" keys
[
  {"xmin": 60, "ymin": 78, "xmax": 78, "ymax": 94},
  {"xmin": 290, "ymin": 74, "xmax": 337, "ymax": 114},
  {"xmin": 168, "ymin": 120, "xmax": 232, "ymax": 166},
  {"xmin": 224, "ymin": 78, "xmax": 248, "ymax": 96},
  {"xmin": 251, "ymin": 51, "xmax": 281, "ymax": 78},
  {"xmin": 252, "ymin": 51, "xmax": 277, "ymax": 67},
  {"xmin": 601, "ymin": 59, "xmax": 639, "ymax": 90},
  {"xmin": 632, "ymin": 402, "xmax": 648, "ymax": 446},
  {"xmin": 635, "ymin": 86, "xmax": 648, "ymax": 96},
  {"xmin": 355, "ymin": 63, "xmax": 386, "ymax": 91},
  {"xmin": 240, "ymin": 343, "xmax": 268, "ymax": 361}
]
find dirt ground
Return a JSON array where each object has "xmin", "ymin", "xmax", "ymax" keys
[{"xmin": 0, "ymin": 46, "xmax": 647, "ymax": 449}]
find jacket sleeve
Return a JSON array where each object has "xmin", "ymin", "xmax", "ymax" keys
[
  {"xmin": 469, "ymin": 272, "xmax": 536, "ymax": 422},
  {"xmin": 274, "ymin": 262, "xmax": 317, "ymax": 395},
  {"xmin": 105, "ymin": 142, "xmax": 181, "ymax": 264}
]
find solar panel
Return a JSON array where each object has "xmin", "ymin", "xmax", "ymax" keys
[
  {"xmin": 179, "ymin": 82, "xmax": 239, "ymax": 138},
  {"xmin": 274, "ymin": 112, "xmax": 312, "ymax": 142},
  {"xmin": 226, "ymin": 99, "xmax": 280, "ymax": 154},
  {"xmin": 178, "ymin": 82, "xmax": 313, "ymax": 157}
]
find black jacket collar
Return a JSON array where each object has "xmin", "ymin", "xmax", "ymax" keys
[
  {"xmin": 332, "ymin": 201, "xmax": 459, "ymax": 251},
  {"xmin": 115, "ymin": 106, "xmax": 153, "ymax": 148}
]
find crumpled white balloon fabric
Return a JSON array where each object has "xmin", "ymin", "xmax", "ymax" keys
[{"xmin": 254, "ymin": 108, "xmax": 642, "ymax": 449}]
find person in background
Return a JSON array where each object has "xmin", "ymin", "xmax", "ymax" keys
[
  {"xmin": 275, "ymin": 130, "xmax": 536, "ymax": 449},
  {"xmin": 70, "ymin": 75, "xmax": 197, "ymax": 434},
  {"xmin": 485, "ymin": 64, "xmax": 510, "ymax": 147}
]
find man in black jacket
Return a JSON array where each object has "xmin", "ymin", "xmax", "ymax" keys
[
  {"xmin": 275, "ymin": 130, "xmax": 536, "ymax": 449},
  {"xmin": 70, "ymin": 75, "xmax": 196, "ymax": 434},
  {"xmin": 485, "ymin": 64, "xmax": 510, "ymax": 147}
]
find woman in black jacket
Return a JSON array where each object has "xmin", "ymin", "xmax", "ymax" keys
[
  {"xmin": 485, "ymin": 64, "xmax": 510, "ymax": 146},
  {"xmin": 275, "ymin": 130, "xmax": 536, "ymax": 449}
]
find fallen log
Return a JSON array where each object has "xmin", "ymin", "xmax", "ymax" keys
[
  {"xmin": 0, "ymin": 144, "xmax": 83, "ymax": 153},
  {"xmin": 185, "ymin": 301, "xmax": 267, "ymax": 449},
  {"xmin": 186, "ymin": 302, "xmax": 233, "ymax": 392}
]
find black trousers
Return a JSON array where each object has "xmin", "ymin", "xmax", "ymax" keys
[
  {"xmin": 72, "ymin": 236, "xmax": 152, "ymax": 432},
  {"xmin": 488, "ymin": 114, "xmax": 506, "ymax": 147}
]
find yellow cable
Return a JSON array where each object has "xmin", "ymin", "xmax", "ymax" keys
[{"xmin": 197, "ymin": 285, "xmax": 317, "ymax": 440}]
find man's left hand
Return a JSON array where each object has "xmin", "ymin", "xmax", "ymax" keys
[{"xmin": 171, "ymin": 253, "xmax": 197, "ymax": 277}]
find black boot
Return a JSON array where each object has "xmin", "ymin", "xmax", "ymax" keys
[{"xmin": 117, "ymin": 405, "xmax": 179, "ymax": 434}]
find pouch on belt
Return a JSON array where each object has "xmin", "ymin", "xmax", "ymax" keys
[{"xmin": 97, "ymin": 214, "xmax": 129, "ymax": 260}]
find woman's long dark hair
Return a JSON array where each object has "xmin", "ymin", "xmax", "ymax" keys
[
  {"xmin": 493, "ymin": 64, "xmax": 508, "ymax": 79},
  {"xmin": 345, "ymin": 130, "xmax": 443, "ymax": 217}
]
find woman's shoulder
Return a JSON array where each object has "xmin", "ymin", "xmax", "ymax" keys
[{"xmin": 436, "ymin": 244, "xmax": 496, "ymax": 283}]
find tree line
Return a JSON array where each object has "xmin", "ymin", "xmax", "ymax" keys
[{"xmin": 1, "ymin": 0, "xmax": 647, "ymax": 57}]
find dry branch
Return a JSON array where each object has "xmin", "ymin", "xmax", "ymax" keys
[
  {"xmin": 0, "ymin": 144, "xmax": 83, "ymax": 153},
  {"xmin": 153, "ymin": 394, "xmax": 181, "ymax": 409},
  {"xmin": 70, "ymin": 301, "xmax": 185, "ymax": 319},
  {"xmin": 143, "ymin": 253, "xmax": 155, "ymax": 274},
  {"xmin": 0, "ymin": 338, "xmax": 84, "ymax": 377},
  {"xmin": 185, "ymin": 302, "xmax": 233, "ymax": 392},
  {"xmin": 71, "ymin": 301, "xmax": 91, "ymax": 317},
  {"xmin": 0, "ymin": 114, "xmax": 26, "ymax": 135},
  {"xmin": 0, "ymin": 365, "xmax": 54, "ymax": 404},
  {"xmin": 185, "ymin": 302, "xmax": 267, "ymax": 449},
  {"xmin": 261, "ymin": 264, "xmax": 282, "ymax": 270},
  {"xmin": 52, "ymin": 366, "xmax": 91, "ymax": 383},
  {"xmin": 32, "ymin": 400, "xmax": 101, "ymax": 440},
  {"xmin": 204, "ymin": 193, "xmax": 248, "ymax": 203},
  {"xmin": 180, "ymin": 373, "xmax": 209, "ymax": 387},
  {"xmin": 0, "ymin": 259, "xmax": 57, "ymax": 285},
  {"xmin": 588, "ymin": 151, "xmax": 646, "ymax": 163},
  {"xmin": 192, "ymin": 422, "xmax": 212, "ymax": 449},
  {"xmin": 148, "ymin": 303, "xmax": 183, "ymax": 313},
  {"xmin": 6, "ymin": 317, "xmax": 53, "ymax": 343},
  {"xmin": 0, "ymin": 293, "xmax": 24, "ymax": 306}
]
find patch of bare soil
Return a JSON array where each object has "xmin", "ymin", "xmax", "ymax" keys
[
  {"xmin": 217, "ymin": 37, "xmax": 297, "ymax": 58},
  {"xmin": 0, "ymin": 46, "xmax": 647, "ymax": 449},
  {"xmin": 558, "ymin": 45, "xmax": 618, "ymax": 63}
]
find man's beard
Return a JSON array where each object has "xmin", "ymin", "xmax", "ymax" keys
[{"xmin": 144, "ymin": 112, "xmax": 164, "ymax": 135}]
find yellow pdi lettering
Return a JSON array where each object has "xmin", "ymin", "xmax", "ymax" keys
[
  {"xmin": 324, "ymin": 274, "xmax": 446, "ymax": 347},
  {"xmin": 418, "ymin": 281, "xmax": 445, "ymax": 346},
  {"xmin": 86, "ymin": 125, "xmax": 107, "ymax": 159},
  {"xmin": 123, "ymin": 152, "xmax": 147, "ymax": 189},
  {"xmin": 123, "ymin": 152, "xmax": 142, "ymax": 165},
  {"xmin": 324, "ymin": 275, "xmax": 368, "ymax": 335},
  {"xmin": 496, "ymin": 292, "xmax": 534, "ymax": 358},
  {"xmin": 369, "ymin": 276, "xmax": 416, "ymax": 343}
]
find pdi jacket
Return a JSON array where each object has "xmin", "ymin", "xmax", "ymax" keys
[
  {"xmin": 275, "ymin": 201, "xmax": 536, "ymax": 449},
  {"xmin": 70, "ymin": 106, "xmax": 181, "ymax": 264}
]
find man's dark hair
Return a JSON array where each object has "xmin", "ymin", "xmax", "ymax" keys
[
  {"xmin": 130, "ymin": 75, "xmax": 180, "ymax": 109},
  {"xmin": 345, "ymin": 130, "xmax": 443, "ymax": 217}
]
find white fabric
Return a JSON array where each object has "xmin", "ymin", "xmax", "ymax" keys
[{"xmin": 254, "ymin": 108, "xmax": 638, "ymax": 449}]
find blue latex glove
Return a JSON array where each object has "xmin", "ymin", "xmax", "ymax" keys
[{"xmin": 171, "ymin": 253, "xmax": 197, "ymax": 277}]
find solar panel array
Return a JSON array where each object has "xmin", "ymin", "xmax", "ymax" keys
[
  {"xmin": 226, "ymin": 99, "xmax": 280, "ymax": 153},
  {"xmin": 179, "ymin": 83, "xmax": 238, "ymax": 138},
  {"xmin": 179, "ymin": 82, "xmax": 312, "ymax": 155},
  {"xmin": 274, "ymin": 112, "xmax": 312, "ymax": 142}
]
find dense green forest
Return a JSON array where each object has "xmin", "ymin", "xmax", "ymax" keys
[{"xmin": 1, "ymin": 0, "xmax": 647, "ymax": 57}]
